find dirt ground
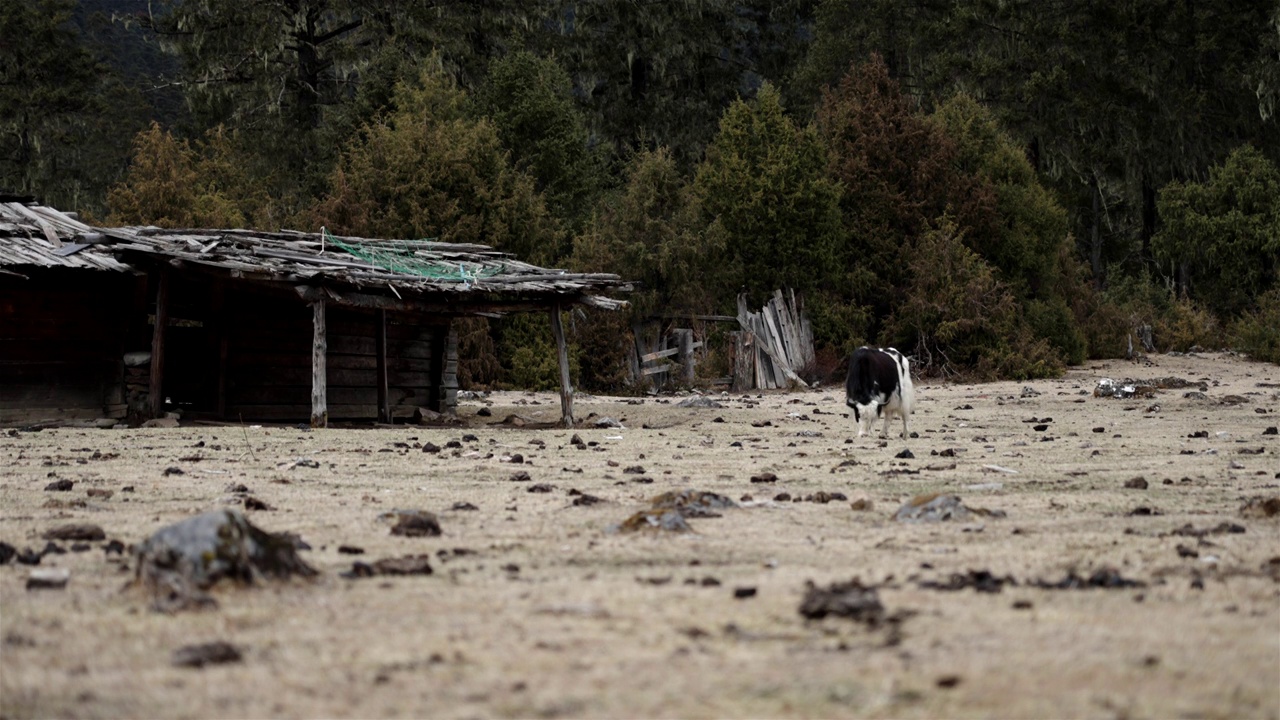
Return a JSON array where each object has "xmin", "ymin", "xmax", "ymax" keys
[{"xmin": 2, "ymin": 352, "xmax": 1278, "ymax": 720}]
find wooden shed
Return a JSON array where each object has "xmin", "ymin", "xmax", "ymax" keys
[{"xmin": 1, "ymin": 199, "xmax": 628, "ymax": 427}]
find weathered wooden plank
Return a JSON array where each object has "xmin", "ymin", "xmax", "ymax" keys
[
  {"xmin": 639, "ymin": 347, "xmax": 681, "ymax": 362},
  {"xmin": 310, "ymin": 299, "xmax": 327, "ymax": 428}
]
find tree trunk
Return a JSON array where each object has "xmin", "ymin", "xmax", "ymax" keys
[{"xmin": 1090, "ymin": 178, "xmax": 1104, "ymax": 288}]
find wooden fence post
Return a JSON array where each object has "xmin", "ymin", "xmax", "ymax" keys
[{"xmin": 375, "ymin": 308, "xmax": 390, "ymax": 423}]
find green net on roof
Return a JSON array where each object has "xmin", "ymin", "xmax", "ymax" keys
[{"xmin": 321, "ymin": 227, "xmax": 504, "ymax": 283}]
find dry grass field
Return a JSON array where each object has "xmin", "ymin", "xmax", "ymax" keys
[{"xmin": 1, "ymin": 352, "xmax": 1278, "ymax": 719}]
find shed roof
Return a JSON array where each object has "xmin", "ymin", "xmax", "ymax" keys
[{"xmin": 0, "ymin": 200, "xmax": 629, "ymax": 311}]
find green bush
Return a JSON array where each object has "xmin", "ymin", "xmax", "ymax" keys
[
  {"xmin": 1229, "ymin": 288, "xmax": 1280, "ymax": 363},
  {"xmin": 1025, "ymin": 297, "xmax": 1088, "ymax": 366},
  {"xmin": 884, "ymin": 217, "xmax": 1062, "ymax": 380}
]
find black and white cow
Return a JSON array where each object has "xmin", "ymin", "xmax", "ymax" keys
[{"xmin": 845, "ymin": 346, "xmax": 914, "ymax": 438}]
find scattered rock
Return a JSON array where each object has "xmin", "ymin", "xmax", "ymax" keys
[
  {"xmin": 623, "ymin": 465, "xmax": 646, "ymax": 474},
  {"xmin": 528, "ymin": 483, "xmax": 554, "ymax": 493},
  {"xmin": 389, "ymin": 511, "xmax": 443, "ymax": 537},
  {"xmin": 171, "ymin": 641, "xmax": 242, "ymax": 668},
  {"xmin": 1239, "ymin": 496, "xmax": 1280, "ymax": 518},
  {"xmin": 733, "ymin": 587, "xmax": 757, "ymax": 599},
  {"xmin": 1176, "ymin": 544, "xmax": 1198, "ymax": 558},
  {"xmin": 750, "ymin": 472, "xmax": 778, "ymax": 484},
  {"xmin": 0, "ymin": 542, "xmax": 15, "ymax": 564},
  {"xmin": 43, "ymin": 479, "xmax": 73, "ymax": 492},
  {"xmin": 26, "ymin": 568, "xmax": 70, "ymax": 590},
  {"xmin": 1263, "ymin": 426, "xmax": 1278, "ymax": 435},
  {"xmin": 592, "ymin": 417, "xmax": 624, "ymax": 429},
  {"xmin": 422, "ymin": 442, "xmax": 441, "ymax": 453},
  {"xmin": 894, "ymin": 449, "xmax": 914, "ymax": 459},
  {"xmin": 893, "ymin": 494, "xmax": 1006, "ymax": 522},
  {"xmin": 85, "ymin": 488, "xmax": 113, "ymax": 499},
  {"xmin": 612, "ymin": 510, "xmax": 693, "ymax": 534},
  {"xmin": 849, "ymin": 498, "xmax": 873, "ymax": 511},
  {"xmin": 42, "ymin": 524, "xmax": 105, "ymax": 542},
  {"xmin": 337, "ymin": 545, "xmax": 365, "ymax": 555},
  {"xmin": 1127, "ymin": 506, "xmax": 1162, "ymax": 516},
  {"xmin": 677, "ymin": 396, "xmax": 723, "ymax": 409},
  {"xmin": 508, "ymin": 471, "xmax": 532, "ymax": 482},
  {"xmin": 936, "ymin": 675, "xmax": 962, "ymax": 689},
  {"xmin": 649, "ymin": 489, "xmax": 737, "ymax": 518},
  {"xmin": 162, "ymin": 467, "xmax": 184, "ymax": 477},
  {"xmin": 133, "ymin": 509, "xmax": 317, "ymax": 611},
  {"xmin": 449, "ymin": 502, "xmax": 479, "ymax": 511},
  {"xmin": 476, "ymin": 407, "xmax": 492, "ymax": 417},
  {"xmin": 1124, "ymin": 477, "xmax": 1149, "ymax": 489}
]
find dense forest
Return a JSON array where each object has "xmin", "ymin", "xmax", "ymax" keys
[{"xmin": 4, "ymin": 0, "xmax": 1279, "ymax": 387}]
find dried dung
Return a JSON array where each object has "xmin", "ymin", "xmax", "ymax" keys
[
  {"xmin": 798, "ymin": 578, "xmax": 885, "ymax": 625},
  {"xmin": 1031, "ymin": 568, "xmax": 1145, "ymax": 589},
  {"xmin": 133, "ymin": 509, "xmax": 317, "ymax": 611},
  {"xmin": 389, "ymin": 511, "xmax": 443, "ymax": 537},
  {"xmin": 1239, "ymin": 496, "xmax": 1280, "ymax": 518},
  {"xmin": 918, "ymin": 570, "xmax": 1016, "ymax": 593},
  {"xmin": 893, "ymin": 493, "xmax": 1006, "ymax": 522},
  {"xmin": 171, "ymin": 641, "xmax": 242, "ymax": 668},
  {"xmin": 42, "ymin": 523, "xmax": 105, "ymax": 542}
]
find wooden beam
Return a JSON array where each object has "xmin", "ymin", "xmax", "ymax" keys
[
  {"xmin": 375, "ymin": 308, "xmax": 389, "ymax": 423},
  {"xmin": 148, "ymin": 270, "xmax": 169, "ymax": 418},
  {"xmin": 550, "ymin": 302, "xmax": 573, "ymax": 427},
  {"xmin": 310, "ymin": 299, "xmax": 328, "ymax": 428},
  {"xmin": 294, "ymin": 284, "xmax": 588, "ymax": 316}
]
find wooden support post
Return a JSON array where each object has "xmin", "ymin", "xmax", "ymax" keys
[
  {"xmin": 213, "ymin": 281, "xmax": 228, "ymax": 419},
  {"xmin": 310, "ymin": 299, "xmax": 328, "ymax": 428},
  {"xmin": 148, "ymin": 270, "xmax": 169, "ymax": 418},
  {"xmin": 550, "ymin": 303, "xmax": 574, "ymax": 427},
  {"xmin": 375, "ymin": 308, "xmax": 390, "ymax": 423}
]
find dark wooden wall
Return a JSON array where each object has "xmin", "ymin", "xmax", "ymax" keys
[
  {"xmin": 223, "ymin": 286, "xmax": 452, "ymax": 421},
  {"xmin": 0, "ymin": 269, "xmax": 132, "ymax": 424}
]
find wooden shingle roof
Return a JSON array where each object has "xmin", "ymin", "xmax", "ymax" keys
[{"xmin": 0, "ymin": 201, "xmax": 629, "ymax": 311}]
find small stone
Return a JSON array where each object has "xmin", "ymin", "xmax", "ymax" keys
[
  {"xmin": 422, "ymin": 442, "xmax": 441, "ymax": 453},
  {"xmin": 1263, "ymin": 426, "xmax": 1277, "ymax": 435},
  {"xmin": 85, "ymin": 488, "xmax": 113, "ymax": 499},
  {"xmin": 337, "ymin": 545, "xmax": 365, "ymax": 555},
  {"xmin": 508, "ymin": 471, "xmax": 532, "ymax": 482},
  {"xmin": 44, "ymin": 479, "xmax": 74, "ymax": 492},
  {"xmin": 527, "ymin": 483, "xmax": 554, "ymax": 493},
  {"xmin": 894, "ymin": 449, "xmax": 914, "ymax": 459},
  {"xmin": 750, "ymin": 472, "xmax": 778, "ymax": 484},
  {"xmin": 26, "ymin": 568, "xmax": 70, "ymax": 590},
  {"xmin": 1124, "ymin": 477, "xmax": 1148, "ymax": 489},
  {"xmin": 849, "ymin": 498, "xmax": 873, "ymax": 511},
  {"xmin": 162, "ymin": 467, "xmax": 184, "ymax": 477},
  {"xmin": 733, "ymin": 587, "xmax": 758, "ymax": 599}
]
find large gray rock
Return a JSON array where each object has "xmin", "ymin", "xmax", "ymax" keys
[{"xmin": 134, "ymin": 509, "xmax": 316, "ymax": 611}]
